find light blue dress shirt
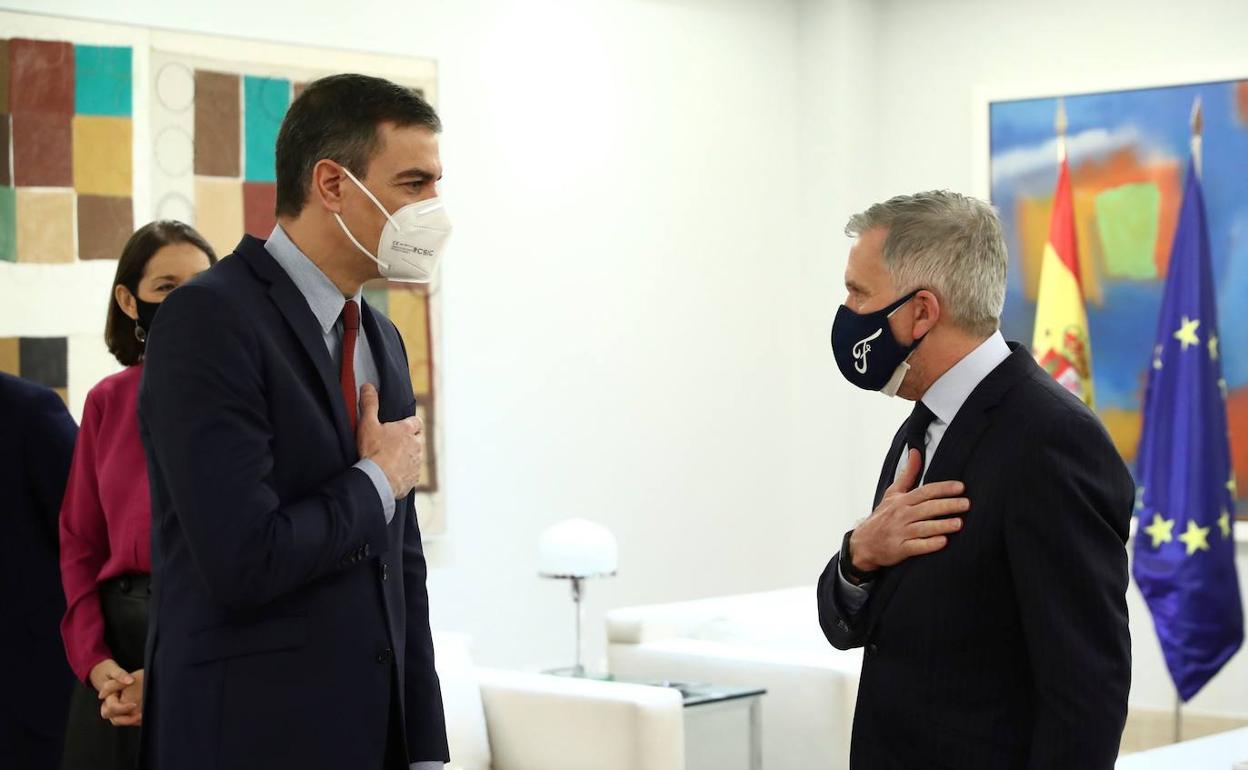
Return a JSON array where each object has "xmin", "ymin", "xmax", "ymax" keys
[
  {"xmin": 265, "ymin": 228, "xmax": 442, "ymax": 770},
  {"xmin": 264, "ymin": 226, "xmax": 395, "ymax": 524}
]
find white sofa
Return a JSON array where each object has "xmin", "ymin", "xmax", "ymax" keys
[
  {"xmin": 435, "ymin": 632, "xmax": 685, "ymax": 770},
  {"xmin": 606, "ymin": 587, "xmax": 862, "ymax": 770}
]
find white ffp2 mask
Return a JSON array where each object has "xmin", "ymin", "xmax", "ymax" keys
[{"xmin": 334, "ymin": 166, "xmax": 452, "ymax": 283}]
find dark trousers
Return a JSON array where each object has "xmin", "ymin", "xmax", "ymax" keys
[
  {"xmin": 62, "ymin": 574, "xmax": 150, "ymax": 770},
  {"xmin": 0, "ymin": 719, "xmax": 65, "ymax": 770},
  {"xmin": 383, "ymin": 679, "xmax": 408, "ymax": 769}
]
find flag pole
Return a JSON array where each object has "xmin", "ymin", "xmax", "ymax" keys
[
  {"xmin": 1191, "ymin": 96, "xmax": 1203, "ymax": 180},
  {"xmin": 1055, "ymin": 96, "xmax": 1068, "ymax": 163},
  {"xmin": 1173, "ymin": 692, "xmax": 1182, "ymax": 743},
  {"xmin": 1168, "ymin": 97, "xmax": 1206, "ymax": 748}
]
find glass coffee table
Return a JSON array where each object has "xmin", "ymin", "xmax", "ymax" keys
[{"xmin": 549, "ymin": 670, "xmax": 766, "ymax": 770}]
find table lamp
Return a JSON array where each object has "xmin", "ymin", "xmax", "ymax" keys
[{"xmin": 538, "ymin": 518, "xmax": 618, "ymax": 676}]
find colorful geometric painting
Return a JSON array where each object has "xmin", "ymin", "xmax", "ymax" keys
[
  {"xmin": 150, "ymin": 50, "xmax": 441, "ymax": 494},
  {"xmin": 0, "ymin": 9, "xmax": 443, "ymax": 534},
  {"xmin": 0, "ymin": 336, "xmax": 69, "ymax": 404},
  {"xmin": 990, "ymin": 78, "xmax": 1248, "ymax": 519},
  {"xmin": 1, "ymin": 39, "xmax": 135, "ymax": 263},
  {"xmin": 363, "ymin": 282, "xmax": 439, "ymax": 492}
]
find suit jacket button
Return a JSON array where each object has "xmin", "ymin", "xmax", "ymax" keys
[
  {"xmin": 866, "ymin": 643, "xmax": 879, "ymax": 656},
  {"xmin": 377, "ymin": 648, "xmax": 393, "ymax": 664}
]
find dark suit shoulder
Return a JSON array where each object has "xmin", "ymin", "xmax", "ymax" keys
[
  {"xmin": 0, "ymin": 371, "xmax": 68, "ymax": 420},
  {"xmin": 1002, "ymin": 364, "xmax": 1113, "ymax": 445},
  {"xmin": 155, "ymin": 264, "xmax": 255, "ymax": 333}
]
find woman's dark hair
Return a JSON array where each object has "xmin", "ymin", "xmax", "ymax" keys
[{"xmin": 105, "ymin": 220, "xmax": 217, "ymax": 367}]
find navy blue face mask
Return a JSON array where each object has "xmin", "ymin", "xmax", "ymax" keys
[
  {"xmin": 132, "ymin": 294, "xmax": 162, "ymax": 343},
  {"xmin": 830, "ymin": 290, "xmax": 926, "ymax": 394}
]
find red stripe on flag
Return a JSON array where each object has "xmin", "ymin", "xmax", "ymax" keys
[{"xmin": 1048, "ymin": 159, "xmax": 1083, "ymax": 286}]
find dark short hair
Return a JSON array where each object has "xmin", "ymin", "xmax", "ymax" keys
[
  {"xmin": 274, "ymin": 74, "xmax": 442, "ymax": 218},
  {"xmin": 105, "ymin": 221, "xmax": 217, "ymax": 367}
]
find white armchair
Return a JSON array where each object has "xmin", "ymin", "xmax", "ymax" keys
[
  {"xmin": 435, "ymin": 632, "xmax": 686, "ymax": 770},
  {"xmin": 605, "ymin": 587, "xmax": 862, "ymax": 770}
]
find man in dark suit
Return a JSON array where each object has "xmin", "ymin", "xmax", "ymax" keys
[
  {"xmin": 0, "ymin": 373, "xmax": 77, "ymax": 769},
  {"xmin": 818, "ymin": 191, "xmax": 1133, "ymax": 769},
  {"xmin": 139, "ymin": 75, "xmax": 450, "ymax": 769}
]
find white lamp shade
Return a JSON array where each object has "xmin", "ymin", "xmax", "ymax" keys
[{"xmin": 537, "ymin": 518, "xmax": 619, "ymax": 578}]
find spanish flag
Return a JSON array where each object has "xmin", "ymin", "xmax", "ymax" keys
[{"xmin": 1032, "ymin": 153, "xmax": 1094, "ymax": 406}]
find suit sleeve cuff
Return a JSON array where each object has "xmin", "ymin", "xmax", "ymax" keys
[
  {"xmin": 836, "ymin": 552, "xmax": 872, "ymax": 614},
  {"xmin": 354, "ymin": 458, "xmax": 396, "ymax": 523}
]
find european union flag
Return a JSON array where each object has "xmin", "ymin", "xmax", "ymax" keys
[{"xmin": 1133, "ymin": 161, "xmax": 1243, "ymax": 701}]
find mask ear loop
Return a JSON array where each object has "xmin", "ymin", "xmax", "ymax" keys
[
  {"xmin": 881, "ymin": 289, "xmax": 927, "ymax": 399},
  {"xmin": 335, "ymin": 165, "xmax": 401, "ymax": 272},
  {"xmin": 340, "ymin": 165, "xmax": 401, "ymax": 230}
]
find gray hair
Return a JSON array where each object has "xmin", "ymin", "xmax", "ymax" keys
[{"xmin": 845, "ymin": 190, "xmax": 1007, "ymax": 338}]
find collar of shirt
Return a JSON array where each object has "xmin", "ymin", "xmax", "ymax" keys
[
  {"xmin": 920, "ymin": 330, "xmax": 1011, "ymax": 426},
  {"xmin": 264, "ymin": 225, "xmax": 362, "ymax": 334}
]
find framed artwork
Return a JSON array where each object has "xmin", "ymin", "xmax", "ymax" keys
[
  {"xmin": 0, "ymin": 10, "xmax": 446, "ymax": 536},
  {"xmin": 982, "ymin": 76, "xmax": 1248, "ymax": 520}
]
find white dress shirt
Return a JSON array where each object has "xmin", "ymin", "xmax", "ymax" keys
[{"xmin": 838, "ymin": 332, "xmax": 1012, "ymax": 612}]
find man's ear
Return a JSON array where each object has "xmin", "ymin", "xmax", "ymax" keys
[
  {"xmin": 114, "ymin": 284, "xmax": 139, "ymax": 322},
  {"xmin": 312, "ymin": 159, "xmax": 347, "ymax": 214},
  {"xmin": 911, "ymin": 289, "xmax": 941, "ymax": 339}
]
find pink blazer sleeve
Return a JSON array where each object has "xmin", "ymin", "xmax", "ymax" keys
[{"xmin": 59, "ymin": 394, "xmax": 113, "ymax": 683}]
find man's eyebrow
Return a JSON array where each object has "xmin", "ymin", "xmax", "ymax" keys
[{"xmin": 394, "ymin": 167, "xmax": 441, "ymax": 181}]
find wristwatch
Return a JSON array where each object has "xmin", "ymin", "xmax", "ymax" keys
[{"xmin": 841, "ymin": 529, "xmax": 881, "ymax": 585}]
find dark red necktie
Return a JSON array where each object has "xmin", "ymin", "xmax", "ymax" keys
[{"xmin": 340, "ymin": 299, "xmax": 360, "ymax": 433}]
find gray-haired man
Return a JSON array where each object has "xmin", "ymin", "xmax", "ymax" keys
[{"xmin": 817, "ymin": 191, "xmax": 1133, "ymax": 769}]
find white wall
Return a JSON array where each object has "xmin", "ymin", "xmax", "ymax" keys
[
  {"xmin": 0, "ymin": 0, "xmax": 831, "ymax": 671},
  {"xmin": 864, "ymin": 0, "xmax": 1248, "ymax": 718},
  {"xmin": 8, "ymin": 0, "xmax": 1245, "ymax": 720}
]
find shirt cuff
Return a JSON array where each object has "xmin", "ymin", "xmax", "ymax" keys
[
  {"xmin": 410, "ymin": 763, "xmax": 444, "ymax": 770},
  {"xmin": 836, "ymin": 551, "xmax": 872, "ymax": 615},
  {"xmin": 355, "ymin": 458, "xmax": 396, "ymax": 524}
]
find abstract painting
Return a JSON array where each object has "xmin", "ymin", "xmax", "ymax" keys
[
  {"xmin": 149, "ymin": 49, "xmax": 441, "ymax": 496},
  {"xmin": 0, "ymin": 10, "xmax": 445, "ymax": 535},
  {"xmin": 2, "ymin": 38, "xmax": 135, "ymax": 263},
  {"xmin": 990, "ymin": 78, "xmax": 1248, "ymax": 518},
  {"xmin": 0, "ymin": 336, "xmax": 69, "ymax": 404}
]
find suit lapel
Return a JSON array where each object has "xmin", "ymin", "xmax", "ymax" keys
[
  {"xmin": 359, "ymin": 298, "xmax": 409, "ymax": 421},
  {"xmin": 234, "ymin": 237, "xmax": 355, "ymax": 461},
  {"xmin": 864, "ymin": 345, "xmax": 1035, "ymax": 630}
]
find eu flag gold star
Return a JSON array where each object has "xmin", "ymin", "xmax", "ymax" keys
[
  {"xmin": 1174, "ymin": 317, "xmax": 1201, "ymax": 351},
  {"xmin": 1144, "ymin": 513, "xmax": 1175, "ymax": 549},
  {"xmin": 1208, "ymin": 334, "xmax": 1219, "ymax": 361},
  {"xmin": 1178, "ymin": 519, "xmax": 1211, "ymax": 555},
  {"xmin": 1219, "ymin": 510, "xmax": 1232, "ymax": 539}
]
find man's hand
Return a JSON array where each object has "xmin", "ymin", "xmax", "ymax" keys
[
  {"xmin": 849, "ymin": 448, "xmax": 969, "ymax": 574},
  {"xmin": 102, "ymin": 669, "xmax": 144, "ymax": 727},
  {"xmin": 356, "ymin": 384, "xmax": 424, "ymax": 499}
]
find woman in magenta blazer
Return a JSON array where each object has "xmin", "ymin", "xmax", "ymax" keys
[{"xmin": 59, "ymin": 221, "xmax": 216, "ymax": 770}]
